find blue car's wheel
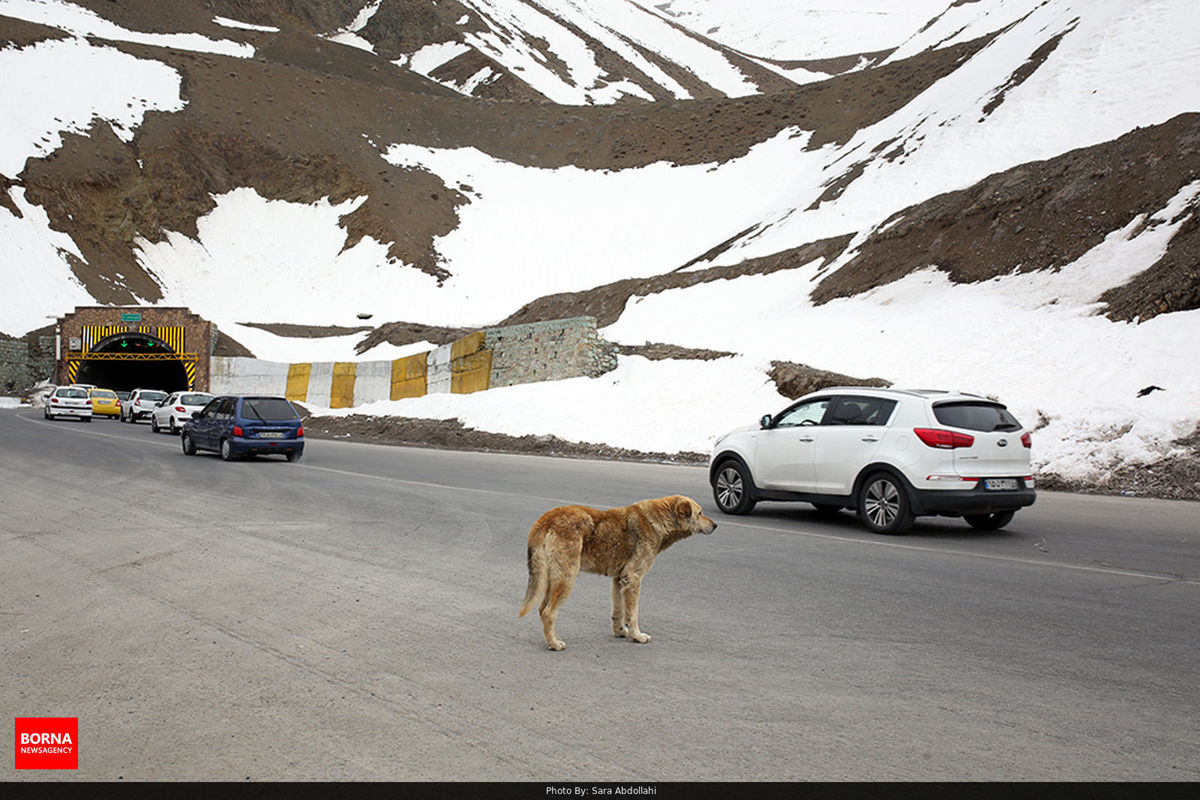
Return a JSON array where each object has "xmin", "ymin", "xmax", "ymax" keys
[{"xmin": 220, "ymin": 438, "xmax": 236, "ymax": 461}]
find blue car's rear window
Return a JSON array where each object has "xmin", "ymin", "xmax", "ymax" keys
[{"xmin": 243, "ymin": 398, "xmax": 299, "ymax": 421}]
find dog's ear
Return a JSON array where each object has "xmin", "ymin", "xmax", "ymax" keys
[{"xmin": 675, "ymin": 497, "xmax": 694, "ymax": 519}]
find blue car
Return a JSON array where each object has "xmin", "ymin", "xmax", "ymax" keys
[{"xmin": 181, "ymin": 395, "xmax": 305, "ymax": 462}]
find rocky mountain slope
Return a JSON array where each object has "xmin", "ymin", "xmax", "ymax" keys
[{"xmin": 4, "ymin": 1, "xmax": 1196, "ymax": 330}]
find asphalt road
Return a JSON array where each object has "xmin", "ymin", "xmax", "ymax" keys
[{"xmin": 2, "ymin": 407, "xmax": 1198, "ymax": 782}]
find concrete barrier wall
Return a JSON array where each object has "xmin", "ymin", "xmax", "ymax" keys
[
  {"xmin": 211, "ymin": 317, "xmax": 614, "ymax": 409},
  {"xmin": 212, "ymin": 356, "xmax": 291, "ymax": 395},
  {"xmin": 354, "ymin": 360, "xmax": 392, "ymax": 406}
]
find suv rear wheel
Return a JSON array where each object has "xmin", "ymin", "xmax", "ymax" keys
[
  {"xmin": 712, "ymin": 460, "xmax": 757, "ymax": 515},
  {"xmin": 858, "ymin": 472, "xmax": 915, "ymax": 535}
]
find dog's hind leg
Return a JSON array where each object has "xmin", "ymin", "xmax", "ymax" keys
[
  {"xmin": 539, "ymin": 543, "xmax": 581, "ymax": 651},
  {"xmin": 611, "ymin": 578, "xmax": 629, "ymax": 637},
  {"xmin": 539, "ymin": 572, "xmax": 576, "ymax": 651}
]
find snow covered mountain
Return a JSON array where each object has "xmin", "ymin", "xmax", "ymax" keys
[{"xmin": 2, "ymin": 0, "xmax": 1198, "ymax": 496}]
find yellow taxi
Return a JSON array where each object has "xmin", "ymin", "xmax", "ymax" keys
[{"xmin": 88, "ymin": 388, "xmax": 122, "ymax": 419}]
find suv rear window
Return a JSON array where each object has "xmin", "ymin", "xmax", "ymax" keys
[
  {"xmin": 243, "ymin": 398, "xmax": 299, "ymax": 421},
  {"xmin": 141, "ymin": 391, "xmax": 167, "ymax": 402},
  {"xmin": 933, "ymin": 401, "xmax": 1022, "ymax": 432}
]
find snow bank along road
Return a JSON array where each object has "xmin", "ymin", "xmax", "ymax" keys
[{"xmin": 2, "ymin": 408, "xmax": 1197, "ymax": 781}]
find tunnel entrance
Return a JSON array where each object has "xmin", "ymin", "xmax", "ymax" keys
[
  {"xmin": 55, "ymin": 307, "xmax": 213, "ymax": 392},
  {"xmin": 71, "ymin": 332, "xmax": 192, "ymax": 394}
]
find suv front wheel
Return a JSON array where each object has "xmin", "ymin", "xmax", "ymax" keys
[
  {"xmin": 858, "ymin": 471, "xmax": 915, "ymax": 535},
  {"xmin": 712, "ymin": 460, "xmax": 757, "ymax": 515}
]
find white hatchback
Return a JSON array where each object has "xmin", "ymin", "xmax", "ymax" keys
[
  {"xmin": 150, "ymin": 391, "xmax": 215, "ymax": 434},
  {"xmin": 709, "ymin": 388, "xmax": 1036, "ymax": 534}
]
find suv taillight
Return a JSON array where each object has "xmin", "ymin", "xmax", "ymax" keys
[
  {"xmin": 1021, "ymin": 432, "xmax": 1032, "ymax": 448},
  {"xmin": 914, "ymin": 428, "xmax": 974, "ymax": 449}
]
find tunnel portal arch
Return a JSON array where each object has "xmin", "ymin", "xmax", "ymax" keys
[
  {"xmin": 56, "ymin": 307, "xmax": 213, "ymax": 394},
  {"xmin": 72, "ymin": 332, "xmax": 192, "ymax": 393}
]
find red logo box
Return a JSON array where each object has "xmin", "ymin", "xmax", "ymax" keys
[{"xmin": 14, "ymin": 717, "xmax": 78, "ymax": 770}]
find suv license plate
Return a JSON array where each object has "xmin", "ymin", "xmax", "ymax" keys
[{"xmin": 984, "ymin": 478, "xmax": 1018, "ymax": 491}]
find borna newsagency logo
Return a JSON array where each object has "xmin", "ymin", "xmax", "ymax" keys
[{"xmin": 14, "ymin": 717, "xmax": 78, "ymax": 770}]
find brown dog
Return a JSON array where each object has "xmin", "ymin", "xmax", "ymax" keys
[{"xmin": 519, "ymin": 495, "xmax": 716, "ymax": 650}]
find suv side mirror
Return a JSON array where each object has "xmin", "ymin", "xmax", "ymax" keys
[{"xmin": 760, "ymin": 414, "xmax": 774, "ymax": 429}]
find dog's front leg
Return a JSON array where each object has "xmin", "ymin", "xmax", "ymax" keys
[
  {"xmin": 611, "ymin": 577, "xmax": 629, "ymax": 637},
  {"xmin": 620, "ymin": 574, "xmax": 650, "ymax": 643}
]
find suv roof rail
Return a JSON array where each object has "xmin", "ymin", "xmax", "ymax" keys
[{"xmin": 906, "ymin": 388, "xmax": 987, "ymax": 398}]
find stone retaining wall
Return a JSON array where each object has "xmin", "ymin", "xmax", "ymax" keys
[
  {"xmin": 0, "ymin": 335, "xmax": 55, "ymax": 395},
  {"xmin": 484, "ymin": 316, "xmax": 617, "ymax": 387}
]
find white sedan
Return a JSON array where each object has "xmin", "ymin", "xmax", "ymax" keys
[
  {"xmin": 150, "ymin": 391, "xmax": 215, "ymax": 434},
  {"xmin": 43, "ymin": 385, "xmax": 93, "ymax": 422}
]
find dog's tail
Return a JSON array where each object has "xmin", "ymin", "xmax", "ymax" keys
[{"xmin": 519, "ymin": 544, "xmax": 547, "ymax": 617}]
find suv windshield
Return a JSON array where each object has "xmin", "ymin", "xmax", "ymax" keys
[
  {"xmin": 933, "ymin": 401, "xmax": 1022, "ymax": 432},
  {"xmin": 244, "ymin": 398, "xmax": 299, "ymax": 421}
]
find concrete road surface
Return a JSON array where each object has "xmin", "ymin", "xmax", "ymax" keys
[{"xmin": 2, "ymin": 407, "xmax": 1197, "ymax": 781}]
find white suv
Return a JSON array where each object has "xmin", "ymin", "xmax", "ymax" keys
[
  {"xmin": 709, "ymin": 388, "xmax": 1035, "ymax": 534},
  {"xmin": 122, "ymin": 388, "xmax": 168, "ymax": 423}
]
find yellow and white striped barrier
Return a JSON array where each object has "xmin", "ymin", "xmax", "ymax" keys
[{"xmin": 211, "ymin": 331, "xmax": 492, "ymax": 409}]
